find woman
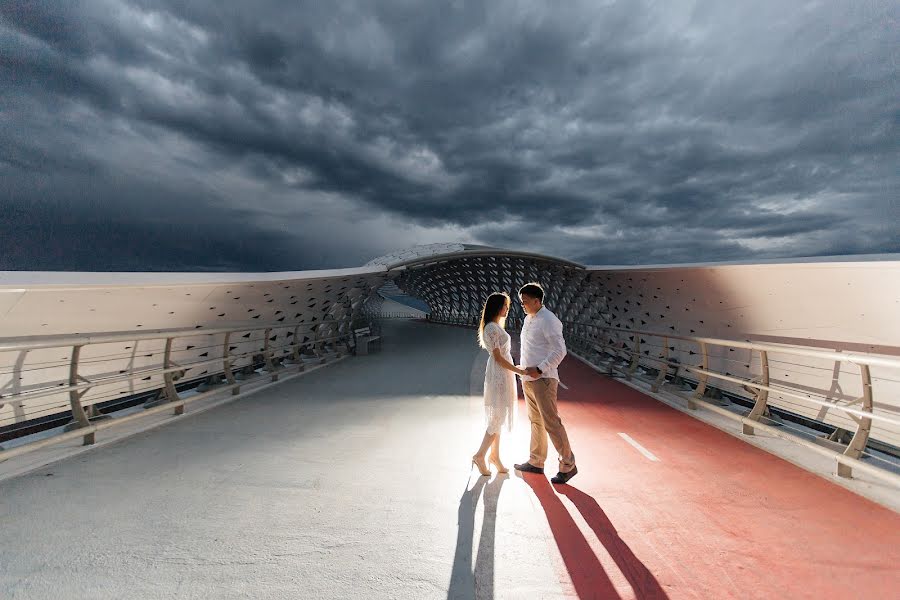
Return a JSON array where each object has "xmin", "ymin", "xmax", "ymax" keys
[{"xmin": 472, "ymin": 292, "xmax": 527, "ymax": 476}]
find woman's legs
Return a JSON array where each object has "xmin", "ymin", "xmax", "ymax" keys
[
  {"xmin": 474, "ymin": 430, "xmax": 497, "ymax": 458},
  {"xmin": 488, "ymin": 435, "xmax": 508, "ymax": 472},
  {"xmin": 472, "ymin": 430, "xmax": 496, "ymax": 475}
]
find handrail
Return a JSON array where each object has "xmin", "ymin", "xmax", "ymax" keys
[
  {"xmin": 0, "ymin": 317, "xmax": 355, "ymax": 459},
  {"xmin": 561, "ymin": 320, "xmax": 900, "ymax": 414},
  {"xmin": 680, "ymin": 366, "xmax": 899, "ymax": 427},
  {"xmin": 560, "ymin": 321, "xmax": 900, "ymax": 370},
  {"xmin": 0, "ymin": 333, "xmax": 349, "ymax": 404},
  {"xmin": 563, "ymin": 330, "xmax": 900, "ymax": 428},
  {"xmin": 5, "ymin": 308, "xmax": 898, "ymax": 483},
  {"xmin": 0, "ymin": 319, "xmax": 326, "ymax": 352},
  {"xmin": 559, "ymin": 319, "xmax": 899, "ymax": 479},
  {"xmin": 567, "ymin": 341, "xmax": 900, "ymax": 488}
]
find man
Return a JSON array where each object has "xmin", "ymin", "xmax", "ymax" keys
[{"xmin": 514, "ymin": 282, "xmax": 577, "ymax": 484}]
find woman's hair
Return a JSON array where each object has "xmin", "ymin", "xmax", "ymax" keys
[{"xmin": 478, "ymin": 292, "xmax": 510, "ymax": 349}]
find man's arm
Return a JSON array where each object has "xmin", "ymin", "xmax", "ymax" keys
[{"xmin": 537, "ymin": 316, "xmax": 566, "ymax": 374}]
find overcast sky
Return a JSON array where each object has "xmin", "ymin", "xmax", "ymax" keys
[{"xmin": 1, "ymin": 1, "xmax": 897, "ymax": 271}]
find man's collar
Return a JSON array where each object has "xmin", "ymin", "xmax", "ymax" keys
[{"xmin": 525, "ymin": 306, "xmax": 545, "ymax": 321}]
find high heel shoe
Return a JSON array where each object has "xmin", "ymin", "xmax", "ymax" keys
[
  {"xmin": 488, "ymin": 454, "xmax": 508, "ymax": 474},
  {"xmin": 471, "ymin": 455, "xmax": 490, "ymax": 476}
]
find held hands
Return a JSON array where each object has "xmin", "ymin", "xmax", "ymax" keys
[{"xmin": 515, "ymin": 366, "xmax": 541, "ymax": 378}]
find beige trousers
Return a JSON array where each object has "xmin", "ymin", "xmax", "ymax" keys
[{"xmin": 522, "ymin": 378, "xmax": 575, "ymax": 472}]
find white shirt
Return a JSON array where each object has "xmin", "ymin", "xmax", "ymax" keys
[{"xmin": 519, "ymin": 306, "xmax": 566, "ymax": 382}]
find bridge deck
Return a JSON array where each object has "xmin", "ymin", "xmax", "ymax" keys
[{"xmin": 0, "ymin": 320, "xmax": 897, "ymax": 599}]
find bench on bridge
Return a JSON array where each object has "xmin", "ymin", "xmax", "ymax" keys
[{"xmin": 353, "ymin": 326, "xmax": 381, "ymax": 355}]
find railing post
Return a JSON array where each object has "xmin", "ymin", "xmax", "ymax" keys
[
  {"xmin": 605, "ymin": 336, "xmax": 616, "ymax": 376},
  {"xmin": 688, "ymin": 341, "xmax": 709, "ymax": 410},
  {"xmin": 837, "ymin": 364, "xmax": 874, "ymax": 479},
  {"xmin": 626, "ymin": 336, "xmax": 641, "ymax": 380},
  {"xmin": 291, "ymin": 325, "xmax": 305, "ymax": 372},
  {"xmin": 340, "ymin": 319, "xmax": 349, "ymax": 355},
  {"xmin": 163, "ymin": 338, "xmax": 184, "ymax": 415},
  {"xmin": 222, "ymin": 332, "xmax": 239, "ymax": 395},
  {"xmin": 743, "ymin": 350, "xmax": 770, "ymax": 435},
  {"xmin": 313, "ymin": 327, "xmax": 325, "ymax": 361},
  {"xmin": 263, "ymin": 327, "xmax": 278, "ymax": 382},
  {"xmin": 651, "ymin": 337, "xmax": 669, "ymax": 392},
  {"xmin": 342, "ymin": 317, "xmax": 354, "ymax": 355},
  {"xmin": 66, "ymin": 345, "xmax": 94, "ymax": 445}
]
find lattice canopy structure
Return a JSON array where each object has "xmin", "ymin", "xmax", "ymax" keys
[{"xmin": 368, "ymin": 244, "xmax": 598, "ymax": 328}]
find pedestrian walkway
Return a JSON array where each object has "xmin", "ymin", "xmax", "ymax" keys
[{"xmin": 0, "ymin": 320, "xmax": 897, "ymax": 599}]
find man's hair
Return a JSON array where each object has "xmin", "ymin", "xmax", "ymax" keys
[{"xmin": 518, "ymin": 282, "xmax": 544, "ymax": 302}]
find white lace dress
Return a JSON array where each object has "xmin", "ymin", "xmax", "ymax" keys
[{"xmin": 483, "ymin": 322, "xmax": 517, "ymax": 434}]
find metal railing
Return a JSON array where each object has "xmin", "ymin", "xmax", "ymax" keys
[
  {"xmin": 428, "ymin": 313, "xmax": 900, "ymax": 485},
  {"xmin": 5, "ymin": 309, "xmax": 898, "ymax": 487},
  {"xmin": 567, "ymin": 320, "xmax": 900, "ymax": 482},
  {"xmin": 377, "ymin": 312, "xmax": 426, "ymax": 319},
  {"xmin": 0, "ymin": 319, "xmax": 354, "ymax": 461}
]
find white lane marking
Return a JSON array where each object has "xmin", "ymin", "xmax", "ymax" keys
[
  {"xmin": 558, "ymin": 381, "xmax": 568, "ymax": 390},
  {"xmin": 618, "ymin": 433, "xmax": 660, "ymax": 462}
]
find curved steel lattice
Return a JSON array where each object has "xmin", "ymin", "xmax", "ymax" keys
[{"xmin": 390, "ymin": 253, "xmax": 594, "ymax": 328}]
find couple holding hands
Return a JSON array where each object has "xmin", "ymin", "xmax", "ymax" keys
[{"xmin": 472, "ymin": 282, "xmax": 577, "ymax": 485}]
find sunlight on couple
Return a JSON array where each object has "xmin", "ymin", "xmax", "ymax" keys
[{"xmin": 471, "ymin": 282, "xmax": 578, "ymax": 485}]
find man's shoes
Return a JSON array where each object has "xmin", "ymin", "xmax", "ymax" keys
[
  {"xmin": 514, "ymin": 462, "xmax": 544, "ymax": 474},
  {"xmin": 551, "ymin": 466, "xmax": 578, "ymax": 484}
]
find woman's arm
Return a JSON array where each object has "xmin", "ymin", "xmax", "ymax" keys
[{"xmin": 492, "ymin": 347, "xmax": 527, "ymax": 375}]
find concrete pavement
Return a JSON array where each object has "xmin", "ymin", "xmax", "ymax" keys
[{"xmin": 2, "ymin": 319, "xmax": 898, "ymax": 599}]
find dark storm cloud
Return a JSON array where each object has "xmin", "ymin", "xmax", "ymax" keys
[{"xmin": 0, "ymin": 1, "xmax": 897, "ymax": 270}]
